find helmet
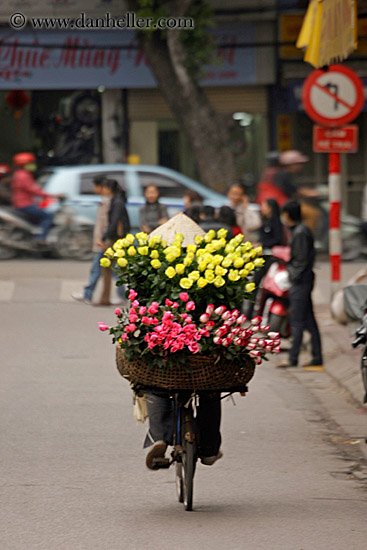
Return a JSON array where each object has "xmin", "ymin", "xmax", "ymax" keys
[
  {"xmin": 0, "ymin": 163, "xmax": 11, "ymax": 175},
  {"xmin": 13, "ymin": 152, "xmax": 36, "ymax": 167},
  {"xmin": 279, "ymin": 150, "xmax": 309, "ymax": 166}
]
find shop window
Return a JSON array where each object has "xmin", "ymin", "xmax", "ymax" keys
[
  {"xmin": 138, "ymin": 172, "xmax": 188, "ymax": 199},
  {"xmin": 79, "ymin": 172, "xmax": 126, "ymax": 195}
]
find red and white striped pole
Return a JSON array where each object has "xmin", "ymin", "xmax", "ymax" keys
[{"xmin": 328, "ymin": 152, "xmax": 342, "ymax": 294}]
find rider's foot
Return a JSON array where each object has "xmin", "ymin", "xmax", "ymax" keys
[
  {"xmin": 201, "ymin": 450, "xmax": 223, "ymax": 466},
  {"xmin": 146, "ymin": 441, "xmax": 168, "ymax": 470},
  {"xmin": 71, "ymin": 292, "xmax": 92, "ymax": 306}
]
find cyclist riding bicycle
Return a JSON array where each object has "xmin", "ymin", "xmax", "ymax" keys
[{"xmin": 144, "ymin": 391, "xmax": 222, "ymax": 470}]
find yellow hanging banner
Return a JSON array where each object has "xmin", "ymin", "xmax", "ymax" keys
[{"xmin": 296, "ymin": 0, "xmax": 358, "ymax": 68}]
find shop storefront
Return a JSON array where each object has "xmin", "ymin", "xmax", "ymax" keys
[{"xmin": 0, "ymin": 21, "xmax": 275, "ymax": 186}]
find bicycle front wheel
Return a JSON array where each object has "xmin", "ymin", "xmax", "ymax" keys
[{"xmin": 182, "ymin": 440, "xmax": 195, "ymax": 511}]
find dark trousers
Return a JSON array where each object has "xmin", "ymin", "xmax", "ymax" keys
[
  {"xmin": 144, "ymin": 392, "xmax": 221, "ymax": 458},
  {"xmin": 289, "ymin": 284, "xmax": 322, "ymax": 365},
  {"xmin": 17, "ymin": 205, "xmax": 53, "ymax": 241}
]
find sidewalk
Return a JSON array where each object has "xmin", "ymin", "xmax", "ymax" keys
[{"xmin": 315, "ymin": 303, "xmax": 365, "ymax": 406}]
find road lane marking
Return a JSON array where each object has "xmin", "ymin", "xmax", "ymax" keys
[{"xmin": 0, "ymin": 281, "xmax": 15, "ymax": 301}]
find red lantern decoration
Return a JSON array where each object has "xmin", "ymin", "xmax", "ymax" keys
[
  {"xmin": 5, "ymin": 90, "xmax": 30, "ymax": 133},
  {"xmin": 5, "ymin": 90, "xmax": 30, "ymax": 119}
]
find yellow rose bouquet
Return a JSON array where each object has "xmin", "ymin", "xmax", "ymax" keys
[{"xmin": 101, "ymin": 228, "xmax": 265, "ymax": 312}]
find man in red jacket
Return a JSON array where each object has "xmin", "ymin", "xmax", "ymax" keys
[{"xmin": 11, "ymin": 152, "xmax": 61, "ymax": 243}]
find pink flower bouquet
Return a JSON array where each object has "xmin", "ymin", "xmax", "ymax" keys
[{"xmin": 100, "ymin": 290, "xmax": 280, "ymax": 370}]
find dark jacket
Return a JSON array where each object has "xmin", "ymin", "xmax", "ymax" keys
[
  {"xmin": 103, "ymin": 195, "xmax": 130, "ymax": 241},
  {"xmin": 287, "ymin": 223, "xmax": 315, "ymax": 287},
  {"xmin": 139, "ymin": 202, "xmax": 168, "ymax": 232},
  {"xmin": 259, "ymin": 217, "xmax": 283, "ymax": 250}
]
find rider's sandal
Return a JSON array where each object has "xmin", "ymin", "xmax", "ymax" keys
[{"xmin": 146, "ymin": 441, "xmax": 168, "ymax": 470}]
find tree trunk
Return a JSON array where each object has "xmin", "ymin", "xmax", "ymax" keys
[{"xmin": 127, "ymin": 2, "xmax": 236, "ymax": 193}]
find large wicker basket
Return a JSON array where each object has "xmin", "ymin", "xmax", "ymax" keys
[{"xmin": 115, "ymin": 346, "xmax": 256, "ymax": 391}]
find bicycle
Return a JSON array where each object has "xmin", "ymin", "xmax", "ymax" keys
[{"xmin": 138, "ymin": 386, "xmax": 247, "ymax": 511}]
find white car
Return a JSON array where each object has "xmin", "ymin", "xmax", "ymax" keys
[{"xmin": 41, "ymin": 164, "xmax": 227, "ymax": 231}]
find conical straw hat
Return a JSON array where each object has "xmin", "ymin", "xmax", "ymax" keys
[{"xmin": 148, "ymin": 212, "xmax": 205, "ymax": 246}]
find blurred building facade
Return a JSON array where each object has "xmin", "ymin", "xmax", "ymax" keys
[{"xmin": 0, "ymin": 0, "xmax": 366, "ymax": 213}]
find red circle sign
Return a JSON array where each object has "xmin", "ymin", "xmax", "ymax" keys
[{"xmin": 302, "ymin": 65, "xmax": 364, "ymax": 127}]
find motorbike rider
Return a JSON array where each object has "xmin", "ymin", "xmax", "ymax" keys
[
  {"xmin": 255, "ymin": 151, "xmax": 284, "ymax": 205},
  {"xmin": 11, "ymin": 152, "xmax": 63, "ymax": 243},
  {"xmin": 276, "ymin": 150, "xmax": 321, "ymax": 235}
]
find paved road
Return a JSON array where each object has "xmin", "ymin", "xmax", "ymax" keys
[{"xmin": 1, "ymin": 260, "xmax": 367, "ymax": 549}]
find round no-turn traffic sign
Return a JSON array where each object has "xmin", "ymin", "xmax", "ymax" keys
[{"xmin": 302, "ymin": 65, "xmax": 364, "ymax": 127}]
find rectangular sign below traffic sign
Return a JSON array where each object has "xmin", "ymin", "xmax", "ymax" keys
[{"xmin": 313, "ymin": 125, "xmax": 358, "ymax": 153}]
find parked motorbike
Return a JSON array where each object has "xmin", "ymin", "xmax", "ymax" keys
[
  {"xmin": 256, "ymin": 246, "xmax": 291, "ymax": 338},
  {"xmin": 352, "ymin": 303, "xmax": 367, "ymax": 404},
  {"xmin": 0, "ymin": 198, "xmax": 94, "ymax": 260},
  {"xmin": 35, "ymin": 91, "xmax": 101, "ymax": 167}
]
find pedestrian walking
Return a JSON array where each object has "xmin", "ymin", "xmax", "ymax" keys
[
  {"xmin": 98, "ymin": 179, "xmax": 130, "ymax": 306},
  {"xmin": 72, "ymin": 177, "xmax": 110, "ymax": 305},
  {"xmin": 72, "ymin": 178, "xmax": 129, "ymax": 306},
  {"xmin": 277, "ymin": 200, "xmax": 323, "ymax": 369},
  {"xmin": 245, "ymin": 198, "xmax": 284, "ymax": 319},
  {"xmin": 139, "ymin": 185, "xmax": 169, "ymax": 233},
  {"xmin": 227, "ymin": 183, "xmax": 261, "ymax": 242}
]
